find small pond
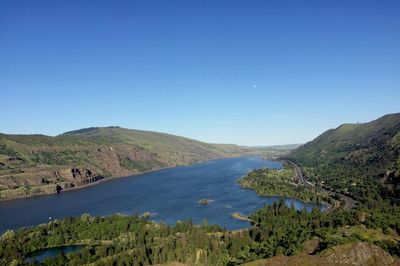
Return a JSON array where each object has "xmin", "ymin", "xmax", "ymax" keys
[{"xmin": 25, "ymin": 245, "xmax": 85, "ymax": 263}]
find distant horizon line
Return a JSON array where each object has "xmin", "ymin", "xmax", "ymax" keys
[
  {"xmin": 0, "ymin": 126, "xmax": 304, "ymax": 148},
  {"xmin": 3, "ymin": 111, "xmax": 399, "ymax": 147}
]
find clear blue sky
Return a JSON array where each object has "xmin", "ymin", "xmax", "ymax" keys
[{"xmin": 1, "ymin": 0, "xmax": 399, "ymax": 146}]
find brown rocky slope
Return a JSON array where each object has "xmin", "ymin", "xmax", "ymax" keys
[
  {"xmin": 0, "ymin": 126, "xmax": 284, "ymax": 200},
  {"xmin": 242, "ymin": 242, "xmax": 400, "ymax": 266}
]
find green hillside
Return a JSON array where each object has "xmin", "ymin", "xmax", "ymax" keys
[
  {"xmin": 0, "ymin": 127, "xmax": 284, "ymax": 200},
  {"xmin": 2, "ymin": 120, "xmax": 400, "ymax": 265},
  {"xmin": 288, "ymin": 113, "xmax": 400, "ymax": 202}
]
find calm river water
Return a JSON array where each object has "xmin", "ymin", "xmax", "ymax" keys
[{"xmin": 0, "ymin": 157, "xmax": 325, "ymax": 233}]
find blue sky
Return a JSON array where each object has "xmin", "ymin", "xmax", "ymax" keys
[{"xmin": 1, "ymin": 0, "xmax": 399, "ymax": 145}]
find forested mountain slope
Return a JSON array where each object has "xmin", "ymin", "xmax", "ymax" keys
[{"xmin": 288, "ymin": 113, "xmax": 400, "ymax": 201}]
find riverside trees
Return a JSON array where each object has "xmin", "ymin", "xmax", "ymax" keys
[{"xmin": 1, "ymin": 200, "xmax": 399, "ymax": 265}]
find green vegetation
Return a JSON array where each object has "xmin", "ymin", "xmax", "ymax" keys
[
  {"xmin": 2, "ymin": 114, "xmax": 400, "ymax": 265},
  {"xmin": 239, "ymin": 167, "xmax": 330, "ymax": 204},
  {"xmin": 233, "ymin": 113, "xmax": 400, "ymax": 264},
  {"xmin": 288, "ymin": 113, "xmax": 400, "ymax": 202},
  {"xmin": 1, "ymin": 201, "xmax": 399, "ymax": 265},
  {"xmin": 0, "ymin": 127, "xmax": 291, "ymax": 200}
]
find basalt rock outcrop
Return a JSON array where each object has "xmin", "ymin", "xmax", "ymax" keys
[
  {"xmin": 70, "ymin": 167, "xmax": 104, "ymax": 186},
  {"xmin": 0, "ymin": 164, "xmax": 104, "ymax": 200}
]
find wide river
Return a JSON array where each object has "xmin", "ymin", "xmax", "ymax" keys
[{"xmin": 0, "ymin": 157, "xmax": 325, "ymax": 233}]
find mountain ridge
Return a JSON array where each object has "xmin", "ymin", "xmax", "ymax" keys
[{"xmin": 288, "ymin": 112, "xmax": 400, "ymax": 201}]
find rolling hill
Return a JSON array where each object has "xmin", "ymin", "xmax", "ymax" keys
[{"xmin": 0, "ymin": 127, "xmax": 287, "ymax": 200}]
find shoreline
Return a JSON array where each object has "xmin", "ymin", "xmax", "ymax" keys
[
  {"xmin": 231, "ymin": 212, "xmax": 253, "ymax": 222},
  {"xmin": 240, "ymin": 185, "xmax": 332, "ymax": 213},
  {"xmin": 234, "ymin": 160, "xmax": 336, "ymax": 213},
  {"xmin": 236, "ymin": 172, "xmax": 332, "ymax": 213},
  {"xmin": 0, "ymin": 155, "xmax": 261, "ymax": 202},
  {"xmin": 0, "ymin": 163, "xmax": 195, "ymax": 202}
]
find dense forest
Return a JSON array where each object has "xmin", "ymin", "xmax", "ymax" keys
[{"xmin": 1, "ymin": 200, "xmax": 399, "ymax": 265}]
